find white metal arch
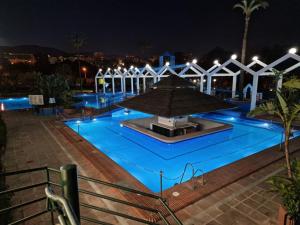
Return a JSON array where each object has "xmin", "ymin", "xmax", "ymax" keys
[{"xmin": 95, "ymin": 49, "xmax": 300, "ymax": 110}]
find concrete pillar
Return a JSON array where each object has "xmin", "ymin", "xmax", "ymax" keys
[
  {"xmin": 143, "ymin": 77, "xmax": 146, "ymax": 92},
  {"xmin": 232, "ymin": 75, "xmax": 237, "ymax": 98},
  {"xmin": 103, "ymin": 79, "xmax": 106, "ymax": 94},
  {"xmin": 120, "ymin": 78, "xmax": 124, "ymax": 93},
  {"xmin": 95, "ymin": 77, "xmax": 98, "ymax": 93},
  {"xmin": 131, "ymin": 77, "xmax": 134, "ymax": 94},
  {"xmin": 206, "ymin": 75, "xmax": 212, "ymax": 95},
  {"xmin": 250, "ymin": 75, "xmax": 259, "ymax": 110},
  {"xmin": 112, "ymin": 77, "xmax": 115, "ymax": 95},
  {"xmin": 136, "ymin": 77, "xmax": 140, "ymax": 95},
  {"xmin": 200, "ymin": 76, "xmax": 204, "ymax": 92},
  {"xmin": 123, "ymin": 77, "xmax": 126, "ymax": 94}
]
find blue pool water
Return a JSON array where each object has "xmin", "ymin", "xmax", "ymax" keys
[
  {"xmin": 0, "ymin": 97, "xmax": 32, "ymax": 111},
  {"xmin": 74, "ymin": 92, "xmax": 134, "ymax": 109},
  {"xmin": 0, "ymin": 92, "xmax": 133, "ymax": 111},
  {"xmin": 65, "ymin": 109, "xmax": 300, "ymax": 192}
]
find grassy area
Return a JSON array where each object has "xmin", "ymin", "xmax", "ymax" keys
[{"xmin": 0, "ymin": 113, "xmax": 10, "ymax": 225}]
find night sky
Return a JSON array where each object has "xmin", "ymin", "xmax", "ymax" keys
[{"xmin": 0, "ymin": 0, "xmax": 299, "ymax": 55}]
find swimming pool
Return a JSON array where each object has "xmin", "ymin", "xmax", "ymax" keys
[
  {"xmin": 73, "ymin": 92, "xmax": 134, "ymax": 109},
  {"xmin": 0, "ymin": 97, "xmax": 32, "ymax": 111},
  {"xmin": 65, "ymin": 109, "xmax": 300, "ymax": 193},
  {"xmin": 0, "ymin": 92, "xmax": 133, "ymax": 111}
]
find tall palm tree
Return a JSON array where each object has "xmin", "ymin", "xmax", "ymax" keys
[
  {"xmin": 234, "ymin": 0, "xmax": 269, "ymax": 95},
  {"xmin": 249, "ymin": 77, "xmax": 300, "ymax": 178},
  {"xmin": 70, "ymin": 33, "xmax": 86, "ymax": 92}
]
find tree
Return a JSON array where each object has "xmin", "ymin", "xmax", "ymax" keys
[
  {"xmin": 249, "ymin": 76, "xmax": 300, "ymax": 178},
  {"xmin": 36, "ymin": 74, "xmax": 70, "ymax": 106},
  {"xmin": 70, "ymin": 33, "xmax": 86, "ymax": 92},
  {"xmin": 234, "ymin": 0, "xmax": 269, "ymax": 95}
]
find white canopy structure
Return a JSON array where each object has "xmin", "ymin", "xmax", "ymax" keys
[{"xmin": 94, "ymin": 48, "xmax": 300, "ymax": 110}]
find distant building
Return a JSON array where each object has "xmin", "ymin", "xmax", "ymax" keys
[
  {"xmin": 0, "ymin": 53, "xmax": 36, "ymax": 65},
  {"xmin": 159, "ymin": 51, "xmax": 175, "ymax": 67}
]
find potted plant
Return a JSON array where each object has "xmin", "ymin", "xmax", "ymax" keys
[
  {"xmin": 269, "ymin": 160, "xmax": 300, "ymax": 225},
  {"xmin": 249, "ymin": 75, "xmax": 300, "ymax": 225}
]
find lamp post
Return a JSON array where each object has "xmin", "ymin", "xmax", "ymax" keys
[{"xmin": 82, "ymin": 67, "xmax": 87, "ymax": 79}]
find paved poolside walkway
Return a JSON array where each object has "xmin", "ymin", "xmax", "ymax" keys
[{"xmin": 2, "ymin": 111, "xmax": 300, "ymax": 225}]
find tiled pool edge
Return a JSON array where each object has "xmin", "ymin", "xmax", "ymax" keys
[{"xmin": 53, "ymin": 120, "xmax": 300, "ymax": 217}]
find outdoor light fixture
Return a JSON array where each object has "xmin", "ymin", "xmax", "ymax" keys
[
  {"xmin": 165, "ymin": 62, "xmax": 170, "ymax": 66},
  {"xmin": 146, "ymin": 64, "xmax": 150, "ymax": 67},
  {"xmin": 203, "ymin": 79, "xmax": 207, "ymax": 82},
  {"xmin": 130, "ymin": 65, "xmax": 134, "ymax": 69},
  {"xmin": 213, "ymin": 78, "xmax": 217, "ymax": 82},
  {"xmin": 108, "ymin": 68, "xmax": 111, "ymax": 71},
  {"xmin": 118, "ymin": 66, "xmax": 121, "ymax": 70},
  {"xmin": 213, "ymin": 60, "xmax": 219, "ymax": 65},
  {"xmin": 172, "ymin": 192, "xmax": 180, "ymax": 197},
  {"xmin": 252, "ymin": 56, "xmax": 259, "ymax": 61},
  {"xmin": 192, "ymin": 59, "xmax": 197, "ymax": 64},
  {"xmin": 231, "ymin": 54, "xmax": 237, "ymax": 60},
  {"xmin": 186, "ymin": 62, "xmax": 190, "ymax": 66},
  {"xmin": 98, "ymin": 68, "xmax": 102, "ymax": 72},
  {"xmin": 289, "ymin": 47, "xmax": 297, "ymax": 54},
  {"xmin": 114, "ymin": 69, "xmax": 117, "ymax": 72}
]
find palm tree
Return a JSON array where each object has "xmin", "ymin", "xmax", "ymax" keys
[
  {"xmin": 234, "ymin": 0, "xmax": 269, "ymax": 95},
  {"xmin": 70, "ymin": 34, "xmax": 86, "ymax": 92},
  {"xmin": 249, "ymin": 77, "xmax": 300, "ymax": 178}
]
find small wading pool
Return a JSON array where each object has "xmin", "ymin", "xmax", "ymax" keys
[{"xmin": 65, "ymin": 109, "xmax": 300, "ymax": 193}]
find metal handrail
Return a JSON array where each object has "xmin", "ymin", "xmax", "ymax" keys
[
  {"xmin": 81, "ymin": 202, "xmax": 160, "ymax": 225},
  {"xmin": 78, "ymin": 174, "xmax": 182, "ymax": 225},
  {"xmin": 79, "ymin": 188, "xmax": 158, "ymax": 213},
  {"xmin": 179, "ymin": 162, "xmax": 205, "ymax": 186},
  {"xmin": 78, "ymin": 174, "xmax": 159, "ymax": 199},
  {"xmin": 45, "ymin": 187, "xmax": 80, "ymax": 225},
  {"xmin": 0, "ymin": 166, "xmax": 183, "ymax": 225}
]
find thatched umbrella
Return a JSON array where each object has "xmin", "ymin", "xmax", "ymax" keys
[{"xmin": 118, "ymin": 75, "xmax": 235, "ymax": 117}]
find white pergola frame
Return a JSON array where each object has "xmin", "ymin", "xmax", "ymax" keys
[{"xmin": 95, "ymin": 50, "xmax": 300, "ymax": 110}]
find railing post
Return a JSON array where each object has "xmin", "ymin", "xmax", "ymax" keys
[
  {"xmin": 60, "ymin": 164, "xmax": 80, "ymax": 221},
  {"xmin": 46, "ymin": 169, "xmax": 55, "ymax": 225},
  {"xmin": 160, "ymin": 170, "xmax": 163, "ymax": 199}
]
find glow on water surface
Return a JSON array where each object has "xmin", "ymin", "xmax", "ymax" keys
[
  {"xmin": 65, "ymin": 109, "xmax": 299, "ymax": 193},
  {"xmin": 0, "ymin": 97, "xmax": 32, "ymax": 110},
  {"xmin": 0, "ymin": 93, "xmax": 130, "ymax": 111}
]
